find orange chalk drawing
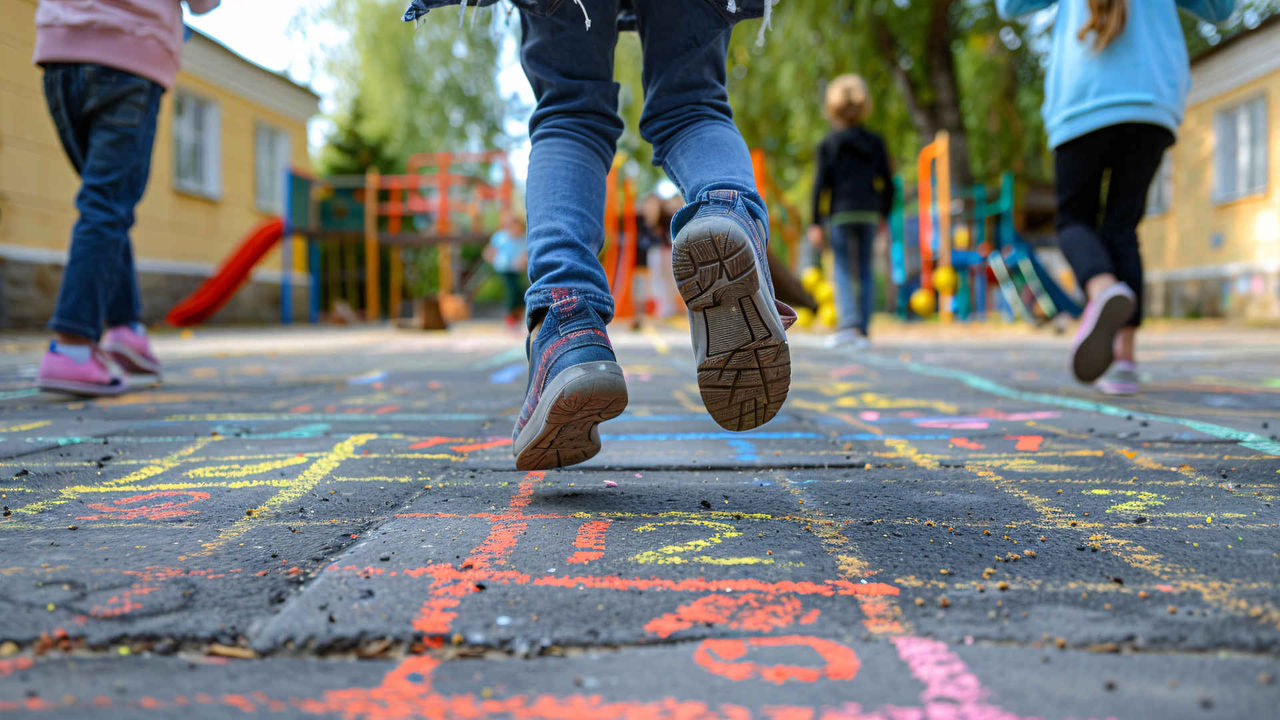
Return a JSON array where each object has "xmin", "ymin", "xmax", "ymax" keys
[
  {"xmin": 408, "ymin": 437, "xmax": 465, "ymax": 450},
  {"xmin": 567, "ymin": 520, "xmax": 611, "ymax": 564},
  {"xmin": 1004, "ymin": 435, "xmax": 1044, "ymax": 452},
  {"xmin": 950, "ymin": 437, "xmax": 986, "ymax": 450},
  {"xmin": 451, "ymin": 438, "xmax": 514, "ymax": 453},
  {"xmin": 645, "ymin": 593, "xmax": 819, "ymax": 639},
  {"xmin": 78, "ymin": 491, "xmax": 210, "ymax": 521},
  {"xmin": 693, "ymin": 636, "xmax": 860, "ymax": 684}
]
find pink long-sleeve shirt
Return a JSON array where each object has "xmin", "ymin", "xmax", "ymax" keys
[{"xmin": 32, "ymin": 0, "xmax": 220, "ymax": 90}]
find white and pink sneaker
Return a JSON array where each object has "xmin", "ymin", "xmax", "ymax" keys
[
  {"xmin": 1097, "ymin": 360, "xmax": 1140, "ymax": 396},
  {"xmin": 1071, "ymin": 282, "xmax": 1135, "ymax": 384},
  {"xmin": 37, "ymin": 343, "xmax": 126, "ymax": 397},
  {"xmin": 102, "ymin": 325, "xmax": 162, "ymax": 376}
]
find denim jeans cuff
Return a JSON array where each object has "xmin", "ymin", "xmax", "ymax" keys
[
  {"xmin": 48, "ymin": 317, "xmax": 101, "ymax": 343},
  {"xmin": 525, "ymin": 288, "xmax": 615, "ymax": 329}
]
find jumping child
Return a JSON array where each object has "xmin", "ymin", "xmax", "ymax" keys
[
  {"xmin": 485, "ymin": 216, "xmax": 528, "ymax": 330},
  {"xmin": 998, "ymin": 0, "xmax": 1235, "ymax": 394},
  {"xmin": 33, "ymin": 0, "xmax": 221, "ymax": 396},
  {"xmin": 807, "ymin": 74, "xmax": 894, "ymax": 349},
  {"xmin": 403, "ymin": 0, "xmax": 795, "ymax": 469}
]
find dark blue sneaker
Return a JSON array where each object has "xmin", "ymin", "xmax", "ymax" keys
[
  {"xmin": 513, "ymin": 289, "xmax": 628, "ymax": 470},
  {"xmin": 671, "ymin": 189, "xmax": 794, "ymax": 432}
]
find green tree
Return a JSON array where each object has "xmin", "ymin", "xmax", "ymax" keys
[
  {"xmin": 302, "ymin": 0, "xmax": 514, "ymax": 173},
  {"xmin": 726, "ymin": 0, "xmax": 1048, "ymax": 215}
]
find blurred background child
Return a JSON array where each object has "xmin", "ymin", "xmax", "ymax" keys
[
  {"xmin": 998, "ymin": 0, "xmax": 1235, "ymax": 395},
  {"xmin": 33, "ymin": 0, "xmax": 220, "ymax": 396},
  {"xmin": 485, "ymin": 216, "xmax": 528, "ymax": 330},
  {"xmin": 807, "ymin": 74, "xmax": 895, "ymax": 349}
]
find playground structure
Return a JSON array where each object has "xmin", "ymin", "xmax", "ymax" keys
[
  {"xmin": 890, "ymin": 131, "xmax": 1081, "ymax": 326},
  {"xmin": 167, "ymin": 152, "xmax": 516, "ymax": 328},
  {"xmin": 163, "ymin": 148, "xmax": 827, "ymax": 330}
]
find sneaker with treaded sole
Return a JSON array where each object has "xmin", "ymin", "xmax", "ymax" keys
[
  {"xmin": 102, "ymin": 325, "xmax": 162, "ymax": 376},
  {"xmin": 512, "ymin": 289, "xmax": 628, "ymax": 471},
  {"xmin": 1071, "ymin": 282, "xmax": 1135, "ymax": 383},
  {"xmin": 37, "ymin": 343, "xmax": 126, "ymax": 397},
  {"xmin": 671, "ymin": 188, "xmax": 794, "ymax": 432}
]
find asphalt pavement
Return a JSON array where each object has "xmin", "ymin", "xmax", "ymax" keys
[{"xmin": 0, "ymin": 320, "xmax": 1277, "ymax": 719}]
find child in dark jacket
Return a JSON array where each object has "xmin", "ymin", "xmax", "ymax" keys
[
  {"xmin": 808, "ymin": 75, "xmax": 894, "ymax": 348},
  {"xmin": 405, "ymin": 0, "xmax": 795, "ymax": 470}
]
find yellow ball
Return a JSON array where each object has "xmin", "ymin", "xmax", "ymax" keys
[
  {"xmin": 909, "ymin": 288, "xmax": 937, "ymax": 317},
  {"xmin": 794, "ymin": 307, "xmax": 815, "ymax": 329},
  {"xmin": 818, "ymin": 304, "xmax": 839, "ymax": 328},
  {"xmin": 953, "ymin": 227, "xmax": 971, "ymax": 250},
  {"xmin": 801, "ymin": 266, "xmax": 824, "ymax": 293},
  {"xmin": 814, "ymin": 282, "xmax": 835, "ymax": 305},
  {"xmin": 934, "ymin": 265, "xmax": 959, "ymax": 296}
]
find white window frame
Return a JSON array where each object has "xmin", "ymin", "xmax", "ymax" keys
[
  {"xmin": 254, "ymin": 123, "xmax": 291, "ymax": 214},
  {"xmin": 1213, "ymin": 94, "xmax": 1268, "ymax": 204},
  {"xmin": 1146, "ymin": 150, "xmax": 1174, "ymax": 216},
  {"xmin": 173, "ymin": 91, "xmax": 222, "ymax": 200}
]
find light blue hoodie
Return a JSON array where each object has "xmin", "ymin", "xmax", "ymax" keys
[{"xmin": 997, "ymin": 0, "xmax": 1236, "ymax": 149}]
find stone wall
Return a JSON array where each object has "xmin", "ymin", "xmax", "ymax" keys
[{"xmin": 0, "ymin": 256, "xmax": 307, "ymax": 330}]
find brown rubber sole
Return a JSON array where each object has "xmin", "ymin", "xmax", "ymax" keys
[
  {"xmin": 513, "ymin": 362, "xmax": 628, "ymax": 471},
  {"xmin": 673, "ymin": 226, "xmax": 790, "ymax": 432}
]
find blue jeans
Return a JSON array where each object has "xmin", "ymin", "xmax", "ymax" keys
[
  {"xmin": 831, "ymin": 222, "xmax": 875, "ymax": 335},
  {"xmin": 519, "ymin": 0, "xmax": 764, "ymax": 326},
  {"xmin": 43, "ymin": 64, "xmax": 162, "ymax": 342}
]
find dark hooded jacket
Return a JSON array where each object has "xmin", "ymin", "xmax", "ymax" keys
[
  {"xmin": 403, "ymin": 0, "xmax": 769, "ymax": 29},
  {"xmin": 810, "ymin": 126, "xmax": 894, "ymax": 226}
]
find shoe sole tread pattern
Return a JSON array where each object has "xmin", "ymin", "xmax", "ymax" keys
[
  {"xmin": 513, "ymin": 362, "xmax": 628, "ymax": 471},
  {"xmin": 674, "ymin": 226, "xmax": 790, "ymax": 432},
  {"xmin": 1072, "ymin": 293, "xmax": 1135, "ymax": 383}
]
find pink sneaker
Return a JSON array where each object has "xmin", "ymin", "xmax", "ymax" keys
[
  {"xmin": 102, "ymin": 325, "xmax": 162, "ymax": 375},
  {"xmin": 37, "ymin": 343, "xmax": 126, "ymax": 397},
  {"xmin": 1071, "ymin": 282, "xmax": 1135, "ymax": 384}
]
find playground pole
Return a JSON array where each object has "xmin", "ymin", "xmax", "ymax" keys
[
  {"xmin": 281, "ymin": 167, "xmax": 294, "ymax": 325},
  {"xmin": 438, "ymin": 158, "xmax": 454, "ymax": 298},
  {"xmin": 936, "ymin": 131, "xmax": 953, "ymax": 324},
  {"xmin": 917, "ymin": 141, "xmax": 937, "ymax": 292},
  {"xmin": 364, "ymin": 168, "xmax": 381, "ymax": 321}
]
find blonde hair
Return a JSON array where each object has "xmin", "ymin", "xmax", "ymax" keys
[
  {"xmin": 824, "ymin": 74, "xmax": 871, "ymax": 128},
  {"xmin": 1078, "ymin": 0, "xmax": 1127, "ymax": 51}
]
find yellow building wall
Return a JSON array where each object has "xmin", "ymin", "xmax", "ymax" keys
[
  {"xmin": 0, "ymin": 0, "xmax": 311, "ymax": 276},
  {"xmin": 1139, "ymin": 69, "xmax": 1280, "ymax": 276}
]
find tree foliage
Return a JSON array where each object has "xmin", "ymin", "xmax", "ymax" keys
[
  {"xmin": 304, "ymin": 0, "xmax": 513, "ymax": 174},
  {"xmin": 304, "ymin": 0, "xmax": 1280, "ymax": 204}
]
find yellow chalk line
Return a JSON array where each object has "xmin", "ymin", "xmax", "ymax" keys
[
  {"xmin": 886, "ymin": 436, "xmax": 1280, "ymax": 630},
  {"xmin": 193, "ymin": 434, "xmax": 375, "ymax": 557},
  {"xmin": 0, "ymin": 421, "xmax": 52, "ymax": 433},
  {"xmin": 10, "ymin": 436, "xmax": 218, "ymax": 516},
  {"xmin": 641, "ymin": 324, "xmax": 670, "ymax": 355},
  {"xmin": 672, "ymin": 387, "xmax": 702, "ymax": 413},
  {"xmin": 775, "ymin": 472, "xmax": 911, "ymax": 636}
]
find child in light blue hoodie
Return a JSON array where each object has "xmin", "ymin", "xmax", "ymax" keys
[{"xmin": 998, "ymin": 0, "xmax": 1234, "ymax": 395}]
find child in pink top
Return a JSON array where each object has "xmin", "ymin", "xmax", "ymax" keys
[{"xmin": 32, "ymin": 0, "xmax": 220, "ymax": 396}]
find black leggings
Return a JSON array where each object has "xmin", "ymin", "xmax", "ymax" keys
[{"xmin": 1054, "ymin": 123, "xmax": 1173, "ymax": 327}]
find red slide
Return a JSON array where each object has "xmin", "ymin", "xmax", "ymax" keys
[{"xmin": 166, "ymin": 217, "xmax": 284, "ymax": 327}]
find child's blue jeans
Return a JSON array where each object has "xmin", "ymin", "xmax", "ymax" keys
[
  {"xmin": 519, "ymin": 0, "xmax": 764, "ymax": 327},
  {"xmin": 43, "ymin": 64, "xmax": 162, "ymax": 342},
  {"xmin": 831, "ymin": 222, "xmax": 875, "ymax": 335}
]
